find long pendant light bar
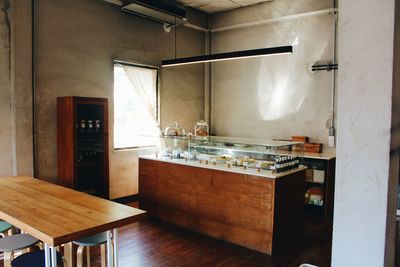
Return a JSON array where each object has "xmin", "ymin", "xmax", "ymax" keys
[{"xmin": 161, "ymin": 45, "xmax": 293, "ymax": 67}]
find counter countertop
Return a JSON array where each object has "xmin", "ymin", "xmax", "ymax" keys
[
  {"xmin": 140, "ymin": 155, "xmax": 306, "ymax": 179},
  {"xmin": 303, "ymin": 150, "xmax": 336, "ymax": 160}
]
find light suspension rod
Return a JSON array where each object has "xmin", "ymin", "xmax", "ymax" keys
[{"xmin": 161, "ymin": 45, "xmax": 293, "ymax": 67}]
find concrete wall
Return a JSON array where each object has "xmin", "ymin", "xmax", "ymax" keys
[
  {"xmin": 0, "ymin": 0, "xmax": 33, "ymax": 177},
  {"xmin": 210, "ymin": 0, "xmax": 335, "ymax": 146},
  {"xmin": 0, "ymin": 0, "xmax": 13, "ymax": 176},
  {"xmin": 10, "ymin": 0, "xmax": 33, "ymax": 176},
  {"xmin": 332, "ymin": 0, "xmax": 397, "ymax": 265},
  {"xmin": 35, "ymin": 0, "xmax": 206, "ymax": 198}
]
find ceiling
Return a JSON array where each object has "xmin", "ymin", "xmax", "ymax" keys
[{"xmin": 178, "ymin": 0, "xmax": 273, "ymax": 14}]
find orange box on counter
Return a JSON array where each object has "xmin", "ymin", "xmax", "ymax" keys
[
  {"xmin": 304, "ymin": 143, "xmax": 323, "ymax": 153},
  {"xmin": 292, "ymin": 136, "xmax": 310, "ymax": 143},
  {"xmin": 292, "ymin": 136, "xmax": 308, "ymax": 151}
]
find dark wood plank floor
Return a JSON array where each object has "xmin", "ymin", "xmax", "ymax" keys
[
  {"xmin": 1, "ymin": 204, "xmax": 332, "ymax": 267},
  {"xmin": 89, "ymin": 204, "xmax": 332, "ymax": 267}
]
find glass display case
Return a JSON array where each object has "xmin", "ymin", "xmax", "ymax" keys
[{"xmin": 139, "ymin": 135, "xmax": 304, "ymax": 177}]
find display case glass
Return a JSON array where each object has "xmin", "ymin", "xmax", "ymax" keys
[{"xmin": 139, "ymin": 135, "xmax": 304, "ymax": 177}]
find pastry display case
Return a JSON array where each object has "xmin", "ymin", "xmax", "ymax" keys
[{"xmin": 139, "ymin": 135, "xmax": 304, "ymax": 178}]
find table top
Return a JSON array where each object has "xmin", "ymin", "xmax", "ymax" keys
[{"xmin": 0, "ymin": 176, "xmax": 146, "ymax": 246}]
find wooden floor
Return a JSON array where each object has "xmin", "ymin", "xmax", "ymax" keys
[
  {"xmin": 1, "ymin": 204, "xmax": 333, "ymax": 267},
  {"xmin": 91, "ymin": 203, "xmax": 332, "ymax": 267}
]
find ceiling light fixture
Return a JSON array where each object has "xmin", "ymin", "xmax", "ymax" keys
[{"xmin": 161, "ymin": 45, "xmax": 293, "ymax": 67}]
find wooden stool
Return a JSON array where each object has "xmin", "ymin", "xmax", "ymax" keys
[
  {"xmin": 0, "ymin": 234, "xmax": 39, "ymax": 267},
  {"xmin": 0, "ymin": 222, "xmax": 13, "ymax": 237},
  {"xmin": 11, "ymin": 250, "xmax": 64, "ymax": 267},
  {"xmin": 73, "ymin": 232, "xmax": 107, "ymax": 267}
]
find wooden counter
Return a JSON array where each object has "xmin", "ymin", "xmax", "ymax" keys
[{"xmin": 139, "ymin": 157, "xmax": 305, "ymax": 255}]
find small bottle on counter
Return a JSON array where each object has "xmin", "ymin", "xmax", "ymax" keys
[
  {"xmin": 275, "ymin": 158, "xmax": 280, "ymax": 173},
  {"xmin": 243, "ymin": 162, "xmax": 248, "ymax": 170},
  {"xmin": 256, "ymin": 163, "xmax": 261, "ymax": 173}
]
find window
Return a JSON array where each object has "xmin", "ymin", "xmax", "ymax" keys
[{"xmin": 114, "ymin": 62, "xmax": 159, "ymax": 149}]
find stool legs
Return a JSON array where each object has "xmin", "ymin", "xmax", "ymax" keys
[
  {"xmin": 62, "ymin": 256, "xmax": 68, "ymax": 267},
  {"xmin": 106, "ymin": 231, "xmax": 113, "ymax": 267},
  {"xmin": 76, "ymin": 245, "xmax": 107, "ymax": 267},
  {"xmin": 100, "ymin": 244, "xmax": 106, "ymax": 267},
  {"xmin": 63, "ymin": 242, "xmax": 72, "ymax": 267},
  {"xmin": 50, "ymin": 246, "xmax": 57, "ymax": 267},
  {"xmin": 76, "ymin": 246, "xmax": 84, "ymax": 267},
  {"xmin": 4, "ymin": 251, "xmax": 13, "ymax": 267},
  {"xmin": 113, "ymin": 229, "xmax": 118, "ymax": 267},
  {"xmin": 0, "ymin": 228, "xmax": 12, "ymax": 238},
  {"xmin": 86, "ymin": 247, "xmax": 90, "ymax": 267}
]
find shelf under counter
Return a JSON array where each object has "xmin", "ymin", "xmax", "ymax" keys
[{"xmin": 139, "ymin": 155, "xmax": 306, "ymax": 179}]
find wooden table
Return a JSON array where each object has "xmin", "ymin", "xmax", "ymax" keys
[{"xmin": 0, "ymin": 176, "xmax": 146, "ymax": 267}]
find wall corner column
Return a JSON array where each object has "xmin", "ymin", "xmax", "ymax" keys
[
  {"xmin": 332, "ymin": 0, "xmax": 398, "ymax": 266},
  {"xmin": 10, "ymin": 0, "xmax": 34, "ymax": 176}
]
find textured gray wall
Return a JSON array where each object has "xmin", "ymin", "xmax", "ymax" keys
[
  {"xmin": 0, "ymin": 0, "xmax": 13, "ymax": 176},
  {"xmin": 35, "ymin": 0, "xmax": 206, "ymax": 198},
  {"xmin": 12, "ymin": 0, "xmax": 34, "ymax": 176},
  {"xmin": 332, "ymin": 0, "xmax": 397, "ymax": 265},
  {"xmin": 210, "ymin": 0, "xmax": 335, "ymax": 146}
]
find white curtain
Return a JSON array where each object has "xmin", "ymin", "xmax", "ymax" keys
[
  {"xmin": 114, "ymin": 64, "xmax": 159, "ymax": 148},
  {"xmin": 122, "ymin": 65, "xmax": 157, "ymax": 123}
]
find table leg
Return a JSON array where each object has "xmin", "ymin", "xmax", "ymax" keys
[
  {"xmin": 50, "ymin": 246, "xmax": 57, "ymax": 267},
  {"xmin": 113, "ymin": 228, "xmax": 118, "ymax": 267},
  {"xmin": 44, "ymin": 243, "xmax": 50, "ymax": 267},
  {"xmin": 107, "ymin": 230, "xmax": 113, "ymax": 267}
]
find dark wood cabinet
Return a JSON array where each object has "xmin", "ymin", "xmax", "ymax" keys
[
  {"xmin": 303, "ymin": 156, "xmax": 336, "ymax": 217},
  {"xmin": 57, "ymin": 96, "xmax": 109, "ymax": 199}
]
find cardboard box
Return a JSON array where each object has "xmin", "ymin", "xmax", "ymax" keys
[
  {"xmin": 306, "ymin": 168, "xmax": 314, "ymax": 182},
  {"xmin": 292, "ymin": 136, "xmax": 310, "ymax": 143},
  {"xmin": 304, "ymin": 143, "xmax": 323, "ymax": 153},
  {"xmin": 313, "ymin": 169, "xmax": 325, "ymax": 183}
]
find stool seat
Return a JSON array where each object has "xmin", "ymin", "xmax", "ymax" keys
[
  {"xmin": 0, "ymin": 221, "xmax": 12, "ymax": 233},
  {"xmin": 11, "ymin": 250, "xmax": 63, "ymax": 267},
  {"xmin": 73, "ymin": 232, "xmax": 107, "ymax": 247},
  {"xmin": 0, "ymin": 234, "xmax": 39, "ymax": 252}
]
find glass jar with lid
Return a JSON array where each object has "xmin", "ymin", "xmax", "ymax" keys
[
  {"xmin": 194, "ymin": 120, "xmax": 209, "ymax": 136},
  {"xmin": 164, "ymin": 122, "xmax": 186, "ymax": 136}
]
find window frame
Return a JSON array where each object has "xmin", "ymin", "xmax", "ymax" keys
[{"xmin": 113, "ymin": 59, "xmax": 160, "ymax": 151}]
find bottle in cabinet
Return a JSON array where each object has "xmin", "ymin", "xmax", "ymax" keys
[{"xmin": 57, "ymin": 96, "xmax": 109, "ymax": 199}]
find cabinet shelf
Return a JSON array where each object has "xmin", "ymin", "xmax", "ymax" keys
[
  {"xmin": 306, "ymin": 181, "xmax": 324, "ymax": 186},
  {"xmin": 77, "ymin": 147, "xmax": 104, "ymax": 153},
  {"xmin": 303, "ymin": 157, "xmax": 336, "ymax": 217},
  {"xmin": 77, "ymin": 162, "xmax": 104, "ymax": 168}
]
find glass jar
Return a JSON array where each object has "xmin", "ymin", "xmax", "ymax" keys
[
  {"xmin": 194, "ymin": 120, "xmax": 209, "ymax": 136},
  {"xmin": 164, "ymin": 122, "xmax": 186, "ymax": 136}
]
